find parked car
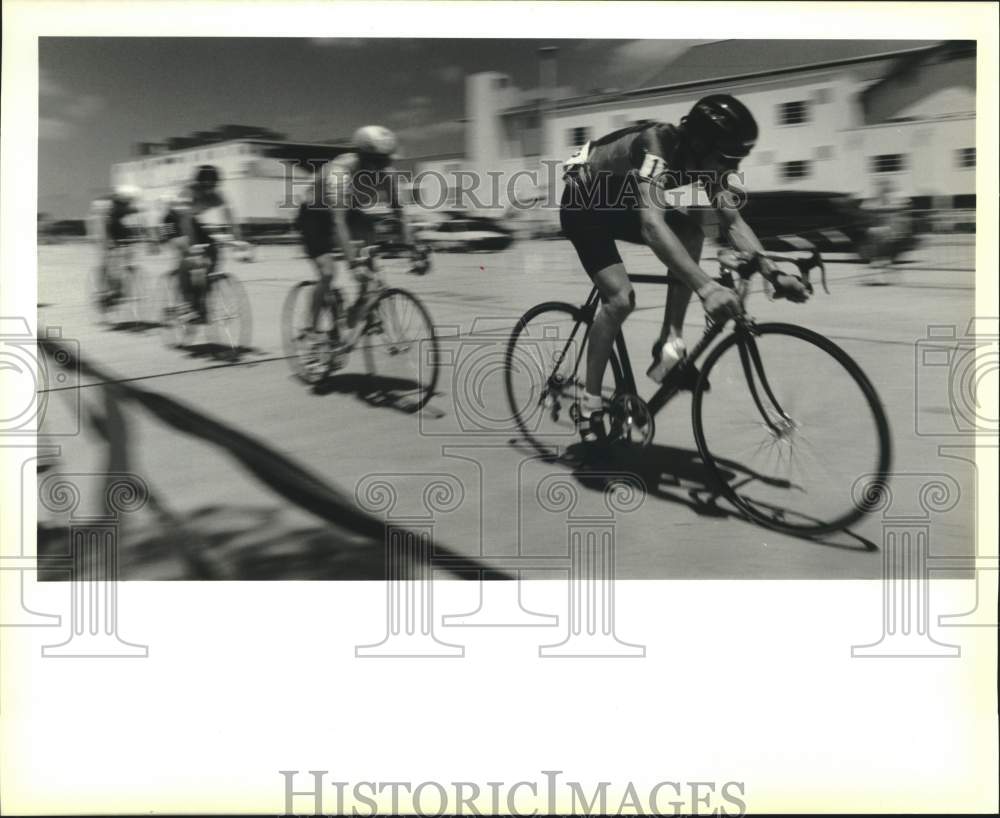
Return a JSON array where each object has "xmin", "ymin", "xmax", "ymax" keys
[{"xmin": 415, "ymin": 217, "xmax": 514, "ymax": 252}]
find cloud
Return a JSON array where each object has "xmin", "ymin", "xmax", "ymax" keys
[
  {"xmin": 388, "ymin": 95, "xmax": 435, "ymax": 128},
  {"xmin": 38, "ymin": 70, "xmax": 65, "ymax": 97},
  {"xmin": 308, "ymin": 37, "xmax": 374, "ymax": 49},
  {"xmin": 395, "ymin": 120, "xmax": 464, "ymax": 157},
  {"xmin": 39, "ymin": 117, "xmax": 75, "ymax": 140},
  {"xmin": 66, "ymin": 94, "xmax": 105, "ymax": 119},
  {"xmin": 432, "ymin": 64, "xmax": 464, "ymax": 84},
  {"xmin": 38, "ymin": 73, "xmax": 105, "ymax": 141}
]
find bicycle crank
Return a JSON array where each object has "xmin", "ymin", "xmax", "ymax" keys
[{"xmin": 608, "ymin": 394, "xmax": 655, "ymax": 447}]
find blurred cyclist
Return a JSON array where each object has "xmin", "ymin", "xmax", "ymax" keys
[
  {"xmin": 89, "ymin": 184, "xmax": 156, "ymax": 309},
  {"xmin": 295, "ymin": 125, "xmax": 419, "ymax": 361},
  {"xmin": 162, "ymin": 164, "xmax": 247, "ymax": 323},
  {"xmin": 560, "ymin": 94, "xmax": 810, "ymax": 444}
]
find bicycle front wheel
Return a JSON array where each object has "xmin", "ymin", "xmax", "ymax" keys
[
  {"xmin": 158, "ymin": 273, "xmax": 189, "ymax": 349},
  {"xmin": 205, "ymin": 273, "xmax": 252, "ymax": 361},
  {"xmin": 281, "ymin": 280, "xmax": 339, "ymax": 384},
  {"xmin": 360, "ymin": 288, "xmax": 438, "ymax": 412},
  {"xmin": 692, "ymin": 322, "xmax": 891, "ymax": 537}
]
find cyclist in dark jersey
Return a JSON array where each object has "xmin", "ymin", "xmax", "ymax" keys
[
  {"xmin": 560, "ymin": 94, "xmax": 810, "ymax": 443},
  {"xmin": 162, "ymin": 164, "xmax": 247, "ymax": 323},
  {"xmin": 89, "ymin": 185, "xmax": 155, "ymax": 309},
  {"xmin": 295, "ymin": 125, "xmax": 414, "ymax": 359}
]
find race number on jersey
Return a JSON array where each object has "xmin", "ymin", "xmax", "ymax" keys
[
  {"xmin": 638, "ymin": 152, "xmax": 667, "ymax": 182},
  {"xmin": 563, "ymin": 141, "xmax": 591, "ymax": 170}
]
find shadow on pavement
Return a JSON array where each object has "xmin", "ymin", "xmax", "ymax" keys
[
  {"xmin": 38, "ymin": 503, "xmax": 488, "ymax": 580},
  {"xmin": 560, "ymin": 442, "xmax": 878, "ymax": 552},
  {"xmin": 312, "ymin": 371, "xmax": 430, "ymax": 415}
]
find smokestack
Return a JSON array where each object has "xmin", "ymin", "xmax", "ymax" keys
[
  {"xmin": 538, "ymin": 46, "xmax": 559, "ymax": 159},
  {"xmin": 538, "ymin": 46, "xmax": 559, "ymax": 102}
]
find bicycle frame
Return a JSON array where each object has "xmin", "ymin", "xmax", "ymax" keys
[{"xmin": 554, "ymin": 252, "xmax": 817, "ymax": 429}]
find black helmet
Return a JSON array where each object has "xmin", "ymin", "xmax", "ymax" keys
[
  {"xmin": 195, "ymin": 164, "xmax": 221, "ymax": 185},
  {"xmin": 681, "ymin": 94, "xmax": 758, "ymax": 160}
]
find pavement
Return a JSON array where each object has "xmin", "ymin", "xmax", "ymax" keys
[{"xmin": 35, "ymin": 235, "xmax": 977, "ymax": 579}]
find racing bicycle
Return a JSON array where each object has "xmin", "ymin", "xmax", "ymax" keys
[
  {"xmin": 504, "ymin": 249, "xmax": 892, "ymax": 537},
  {"xmin": 159, "ymin": 238, "xmax": 253, "ymax": 361},
  {"xmin": 281, "ymin": 244, "xmax": 439, "ymax": 413},
  {"xmin": 87, "ymin": 241, "xmax": 152, "ymax": 328}
]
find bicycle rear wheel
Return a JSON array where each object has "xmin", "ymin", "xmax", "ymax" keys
[
  {"xmin": 504, "ymin": 302, "xmax": 623, "ymax": 458},
  {"xmin": 360, "ymin": 287, "xmax": 438, "ymax": 412},
  {"xmin": 205, "ymin": 272, "xmax": 252, "ymax": 361},
  {"xmin": 692, "ymin": 322, "xmax": 891, "ymax": 536}
]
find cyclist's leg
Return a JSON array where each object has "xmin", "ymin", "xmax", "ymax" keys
[
  {"xmin": 586, "ymin": 263, "xmax": 634, "ymax": 396},
  {"xmin": 560, "ymin": 185, "xmax": 634, "ymax": 432},
  {"xmin": 196, "ymin": 234, "xmax": 218, "ymax": 319},
  {"xmin": 309, "ymin": 252, "xmax": 339, "ymax": 329},
  {"xmin": 658, "ymin": 210, "xmax": 704, "ymax": 348}
]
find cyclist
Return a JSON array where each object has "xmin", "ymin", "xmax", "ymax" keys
[
  {"xmin": 89, "ymin": 184, "xmax": 154, "ymax": 309},
  {"xmin": 162, "ymin": 164, "xmax": 247, "ymax": 323},
  {"xmin": 295, "ymin": 125, "xmax": 418, "ymax": 362},
  {"xmin": 559, "ymin": 93, "xmax": 810, "ymax": 444}
]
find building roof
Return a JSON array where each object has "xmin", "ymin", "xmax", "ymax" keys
[
  {"xmin": 504, "ymin": 39, "xmax": 943, "ymax": 115},
  {"xmin": 638, "ymin": 39, "xmax": 940, "ymax": 89}
]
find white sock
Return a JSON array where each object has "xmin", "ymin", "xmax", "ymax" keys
[{"xmin": 583, "ymin": 391, "xmax": 604, "ymax": 415}]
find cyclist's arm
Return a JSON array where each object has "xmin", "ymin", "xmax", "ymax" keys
[
  {"xmin": 636, "ymin": 179, "xmax": 717, "ymax": 296},
  {"xmin": 176, "ymin": 207, "xmax": 197, "ymax": 250},
  {"xmin": 387, "ymin": 168, "xmax": 413, "ymax": 245},
  {"xmin": 713, "ymin": 188, "xmax": 778, "ymax": 281},
  {"xmin": 327, "ymin": 163, "xmax": 360, "ymax": 266},
  {"xmin": 331, "ymin": 206, "xmax": 360, "ymax": 267},
  {"xmin": 217, "ymin": 194, "xmax": 243, "ymax": 242}
]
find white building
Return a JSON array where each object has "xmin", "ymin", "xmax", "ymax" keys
[
  {"xmin": 111, "ymin": 132, "xmax": 351, "ymax": 228},
  {"xmin": 108, "ymin": 42, "xmax": 975, "ymax": 232},
  {"xmin": 412, "ymin": 40, "xmax": 976, "ymax": 219}
]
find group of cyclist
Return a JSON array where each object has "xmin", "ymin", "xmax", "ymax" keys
[{"xmin": 90, "ymin": 93, "xmax": 810, "ymax": 447}]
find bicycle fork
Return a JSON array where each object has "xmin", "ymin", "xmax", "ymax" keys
[{"xmin": 734, "ymin": 323, "xmax": 796, "ymax": 438}]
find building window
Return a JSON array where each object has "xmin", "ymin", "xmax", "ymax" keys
[
  {"xmin": 869, "ymin": 154, "xmax": 906, "ymax": 173},
  {"xmin": 568, "ymin": 126, "xmax": 590, "ymax": 148},
  {"xmin": 953, "ymin": 194, "xmax": 975, "ymax": 209},
  {"xmin": 956, "ymin": 147, "xmax": 975, "ymax": 168},
  {"xmin": 778, "ymin": 100, "xmax": 810, "ymax": 126},
  {"xmin": 780, "ymin": 160, "xmax": 811, "ymax": 181},
  {"xmin": 814, "ymin": 145, "xmax": 834, "ymax": 160}
]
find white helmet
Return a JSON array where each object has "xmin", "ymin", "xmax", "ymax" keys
[
  {"xmin": 114, "ymin": 184, "xmax": 142, "ymax": 202},
  {"xmin": 352, "ymin": 125, "xmax": 397, "ymax": 157}
]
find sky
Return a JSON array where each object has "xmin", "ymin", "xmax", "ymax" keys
[{"xmin": 38, "ymin": 37, "xmax": 699, "ymax": 218}]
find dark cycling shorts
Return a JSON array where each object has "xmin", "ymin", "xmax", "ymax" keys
[
  {"xmin": 162, "ymin": 209, "xmax": 214, "ymax": 245},
  {"xmin": 106, "ymin": 217, "xmax": 132, "ymax": 243},
  {"xmin": 295, "ymin": 205, "xmax": 372, "ymax": 260},
  {"xmin": 560, "ymin": 174, "xmax": 704, "ymax": 278},
  {"xmin": 161, "ymin": 209, "xmax": 218, "ymax": 269}
]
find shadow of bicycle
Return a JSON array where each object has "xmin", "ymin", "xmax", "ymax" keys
[
  {"xmin": 310, "ymin": 371, "xmax": 435, "ymax": 416},
  {"xmin": 551, "ymin": 441, "xmax": 877, "ymax": 552}
]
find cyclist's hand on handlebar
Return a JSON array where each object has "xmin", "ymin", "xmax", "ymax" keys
[
  {"xmin": 698, "ymin": 282, "xmax": 742, "ymax": 323},
  {"xmin": 770, "ymin": 272, "xmax": 811, "ymax": 303}
]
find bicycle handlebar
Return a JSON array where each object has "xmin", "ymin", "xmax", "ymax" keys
[{"xmin": 718, "ymin": 248, "xmax": 828, "ymax": 295}]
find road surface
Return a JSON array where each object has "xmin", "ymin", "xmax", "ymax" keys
[{"xmin": 35, "ymin": 235, "xmax": 977, "ymax": 579}]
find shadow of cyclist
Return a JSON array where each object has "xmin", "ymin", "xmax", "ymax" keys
[{"xmin": 560, "ymin": 442, "xmax": 876, "ymax": 552}]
